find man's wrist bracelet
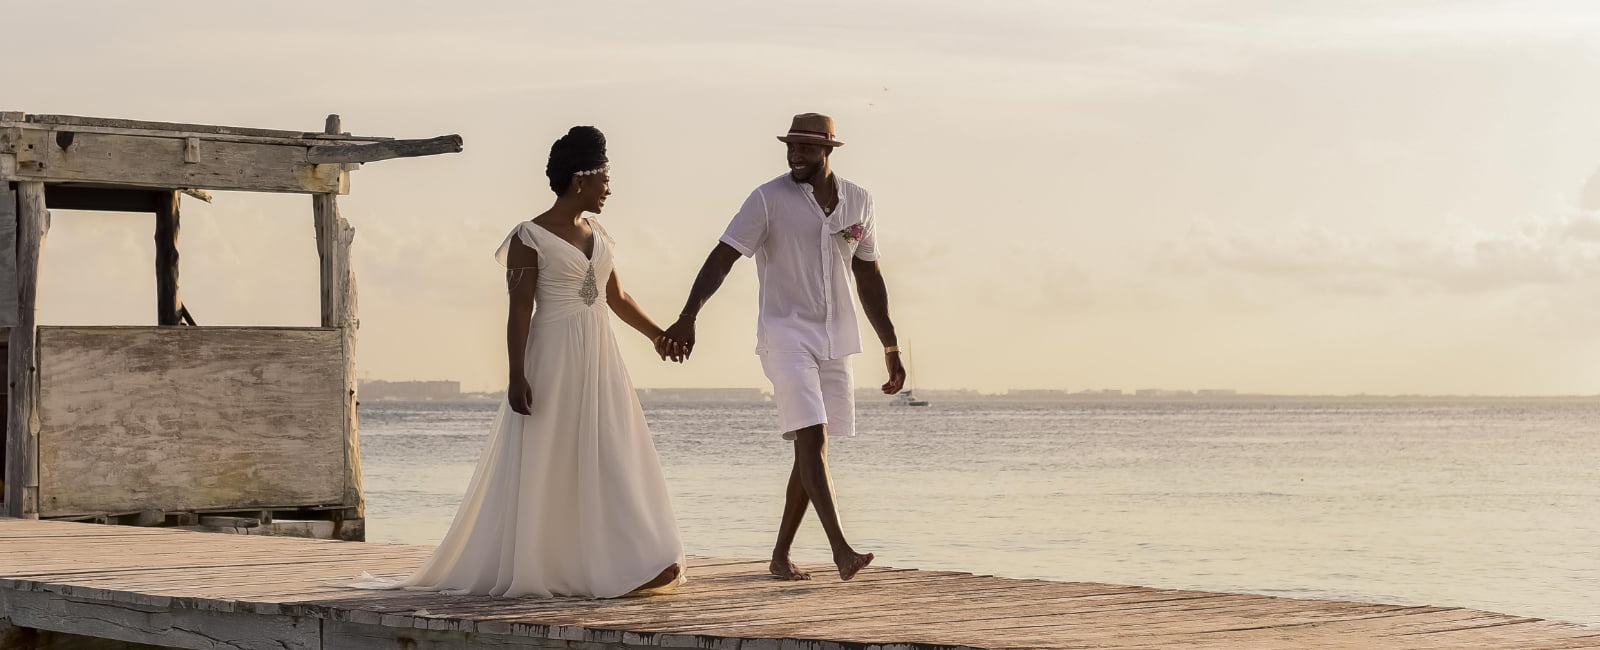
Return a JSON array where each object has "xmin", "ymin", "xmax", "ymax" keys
[{"xmin": 884, "ymin": 345, "xmax": 900, "ymax": 354}]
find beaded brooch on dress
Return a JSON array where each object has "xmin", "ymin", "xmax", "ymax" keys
[{"xmin": 579, "ymin": 262, "xmax": 599, "ymax": 306}]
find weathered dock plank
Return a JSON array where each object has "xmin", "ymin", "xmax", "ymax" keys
[{"xmin": 0, "ymin": 519, "xmax": 1594, "ymax": 649}]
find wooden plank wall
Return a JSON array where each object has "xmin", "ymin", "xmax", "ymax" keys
[{"xmin": 34, "ymin": 327, "xmax": 347, "ymax": 517}]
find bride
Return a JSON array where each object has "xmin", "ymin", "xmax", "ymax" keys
[{"xmin": 356, "ymin": 126, "xmax": 686, "ymax": 598}]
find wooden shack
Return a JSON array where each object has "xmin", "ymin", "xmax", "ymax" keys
[{"xmin": 0, "ymin": 112, "xmax": 461, "ymax": 541}]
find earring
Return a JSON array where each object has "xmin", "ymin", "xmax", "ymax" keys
[{"xmin": 575, "ymin": 186, "xmax": 583, "ymax": 194}]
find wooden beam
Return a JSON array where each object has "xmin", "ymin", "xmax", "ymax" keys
[
  {"xmin": 313, "ymin": 193, "xmax": 365, "ymax": 527},
  {"xmin": 42, "ymin": 186, "xmax": 163, "ymax": 212},
  {"xmin": 306, "ymin": 134, "xmax": 464, "ymax": 164},
  {"xmin": 0, "ymin": 121, "xmax": 393, "ymax": 148},
  {"xmin": 2, "ymin": 113, "xmax": 395, "ymax": 145},
  {"xmin": 9, "ymin": 129, "xmax": 343, "ymax": 195},
  {"xmin": 3, "ymin": 586, "xmax": 322, "ymax": 649},
  {"xmin": 154, "ymin": 191, "xmax": 181, "ymax": 326},
  {"xmin": 6, "ymin": 182, "xmax": 45, "ymax": 519},
  {"xmin": 25, "ymin": 113, "xmax": 321, "ymax": 140}
]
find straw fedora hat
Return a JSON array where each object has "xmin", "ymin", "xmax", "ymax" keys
[{"xmin": 776, "ymin": 113, "xmax": 844, "ymax": 147}]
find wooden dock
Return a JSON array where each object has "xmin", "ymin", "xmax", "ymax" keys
[{"xmin": 0, "ymin": 519, "xmax": 1593, "ymax": 649}]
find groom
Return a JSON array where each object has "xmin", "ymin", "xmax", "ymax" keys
[{"xmin": 661, "ymin": 113, "xmax": 905, "ymax": 581}]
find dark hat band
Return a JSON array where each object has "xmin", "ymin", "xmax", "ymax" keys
[{"xmin": 786, "ymin": 129, "xmax": 835, "ymax": 140}]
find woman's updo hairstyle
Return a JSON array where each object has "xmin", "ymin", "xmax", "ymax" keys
[{"xmin": 546, "ymin": 126, "xmax": 608, "ymax": 194}]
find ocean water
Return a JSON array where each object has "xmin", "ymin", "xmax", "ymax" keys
[{"xmin": 358, "ymin": 397, "xmax": 1600, "ymax": 626}]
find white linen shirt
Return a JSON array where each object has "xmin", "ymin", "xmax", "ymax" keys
[{"xmin": 720, "ymin": 173, "xmax": 879, "ymax": 359}]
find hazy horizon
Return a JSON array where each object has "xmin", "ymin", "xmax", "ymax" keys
[
  {"xmin": 363, "ymin": 377, "xmax": 1600, "ymax": 399},
  {"xmin": 13, "ymin": 1, "xmax": 1600, "ymax": 395}
]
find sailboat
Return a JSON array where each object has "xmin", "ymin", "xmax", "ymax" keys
[
  {"xmin": 890, "ymin": 346, "xmax": 930, "ymax": 406},
  {"xmin": 892, "ymin": 390, "xmax": 929, "ymax": 407}
]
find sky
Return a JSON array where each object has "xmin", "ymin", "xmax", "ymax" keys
[{"xmin": 9, "ymin": 0, "xmax": 1600, "ymax": 395}]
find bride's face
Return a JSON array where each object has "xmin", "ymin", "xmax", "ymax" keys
[{"xmin": 574, "ymin": 172, "xmax": 611, "ymax": 213}]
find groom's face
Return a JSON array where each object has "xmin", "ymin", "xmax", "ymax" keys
[{"xmin": 786, "ymin": 142, "xmax": 830, "ymax": 183}]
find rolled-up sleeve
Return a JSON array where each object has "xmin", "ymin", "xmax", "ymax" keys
[
  {"xmin": 719, "ymin": 189, "xmax": 769, "ymax": 258},
  {"xmin": 853, "ymin": 195, "xmax": 880, "ymax": 261}
]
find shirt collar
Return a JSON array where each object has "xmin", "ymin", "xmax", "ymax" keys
[{"xmin": 792, "ymin": 173, "xmax": 844, "ymax": 199}]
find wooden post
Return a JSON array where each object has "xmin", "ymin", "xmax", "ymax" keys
[
  {"xmin": 313, "ymin": 195, "xmax": 339, "ymax": 328},
  {"xmin": 0, "ymin": 184, "xmax": 16, "ymax": 328},
  {"xmin": 0, "ymin": 183, "xmax": 12, "ymax": 492},
  {"xmin": 154, "ymin": 191, "xmax": 182, "ymax": 326},
  {"xmin": 6, "ymin": 182, "xmax": 45, "ymax": 519},
  {"xmin": 315, "ymin": 115, "xmax": 364, "ymax": 529},
  {"xmin": 313, "ymin": 194, "xmax": 364, "ymax": 529}
]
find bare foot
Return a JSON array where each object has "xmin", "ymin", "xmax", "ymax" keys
[
  {"xmin": 769, "ymin": 556, "xmax": 812, "ymax": 581},
  {"xmin": 631, "ymin": 563, "xmax": 681, "ymax": 593},
  {"xmin": 835, "ymin": 552, "xmax": 874, "ymax": 581}
]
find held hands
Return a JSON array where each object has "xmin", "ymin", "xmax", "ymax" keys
[
  {"xmin": 653, "ymin": 332, "xmax": 689, "ymax": 363},
  {"xmin": 658, "ymin": 316, "xmax": 697, "ymax": 363},
  {"xmin": 508, "ymin": 375, "xmax": 534, "ymax": 415},
  {"xmin": 881, "ymin": 351, "xmax": 907, "ymax": 394}
]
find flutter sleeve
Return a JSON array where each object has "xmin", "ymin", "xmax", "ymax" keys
[{"xmin": 494, "ymin": 222, "xmax": 542, "ymax": 269}]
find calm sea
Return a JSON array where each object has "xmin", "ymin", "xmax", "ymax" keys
[{"xmin": 358, "ymin": 397, "xmax": 1599, "ymax": 626}]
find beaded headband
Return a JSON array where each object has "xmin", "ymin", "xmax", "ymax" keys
[{"xmin": 573, "ymin": 164, "xmax": 609, "ymax": 177}]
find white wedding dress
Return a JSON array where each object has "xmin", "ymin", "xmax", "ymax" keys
[{"xmin": 354, "ymin": 217, "xmax": 685, "ymax": 598}]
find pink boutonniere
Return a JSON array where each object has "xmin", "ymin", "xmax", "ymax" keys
[{"xmin": 839, "ymin": 224, "xmax": 865, "ymax": 243}]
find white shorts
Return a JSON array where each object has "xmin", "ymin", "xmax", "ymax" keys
[{"xmin": 760, "ymin": 353, "xmax": 856, "ymax": 440}]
